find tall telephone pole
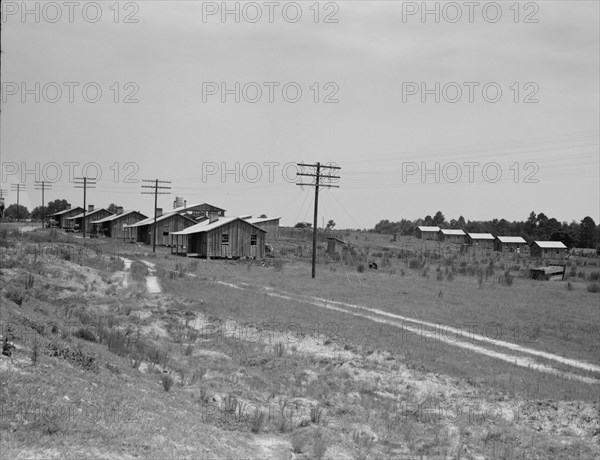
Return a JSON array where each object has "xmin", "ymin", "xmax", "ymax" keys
[
  {"xmin": 74, "ymin": 177, "xmax": 96, "ymax": 238},
  {"xmin": 142, "ymin": 179, "xmax": 171, "ymax": 253},
  {"xmin": 34, "ymin": 181, "xmax": 52, "ymax": 228},
  {"xmin": 296, "ymin": 162, "xmax": 341, "ymax": 279},
  {"xmin": 10, "ymin": 184, "xmax": 26, "ymax": 221},
  {"xmin": 0, "ymin": 189, "xmax": 7, "ymax": 219}
]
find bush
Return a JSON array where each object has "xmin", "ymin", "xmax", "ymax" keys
[
  {"xmin": 74, "ymin": 327, "xmax": 98, "ymax": 342},
  {"xmin": 291, "ymin": 431, "xmax": 309, "ymax": 453},
  {"xmin": 162, "ymin": 374, "xmax": 174, "ymax": 391},
  {"xmin": 6, "ymin": 288, "xmax": 26, "ymax": 306},
  {"xmin": 587, "ymin": 282, "xmax": 600, "ymax": 293},
  {"xmin": 312, "ymin": 429, "xmax": 329, "ymax": 460},
  {"xmin": 357, "ymin": 263, "xmax": 365, "ymax": 273},
  {"xmin": 589, "ymin": 271, "xmax": 600, "ymax": 281},
  {"xmin": 251, "ymin": 409, "xmax": 265, "ymax": 434}
]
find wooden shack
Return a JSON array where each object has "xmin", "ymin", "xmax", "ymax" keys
[
  {"xmin": 247, "ymin": 217, "xmax": 280, "ymax": 242},
  {"xmin": 438, "ymin": 229, "xmax": 466, "ymax": 244},
  {"xmin": 530, "ymin": 241, "xmax": 567, "ymax": 259},
  {"xmin": 172, "ymin": 202, "xmax": 226, "ymax": 220},
  {"xmin": 327, "ymin": 237, "xmax": 347, "ymax": 255},
  {"xmin": 466, "ymin": 233, "xmax": 495, "ymax": 251},
  {"xmin": 66, "ymin": 206, "xmax": 113, "ymax": 236},
  {"xmin": 416, "ymin": 226, "xmax": 440, "ymax": 240},
  {"xmin": 48, "ymin": 205, "xmax": 84, "ymax": 229},
  {"xmin": 495, "ymin": 236, "xmax": 528, "ymax": 253},
  {"xmin": 125, "ymin": 211, "xmax": 196, "ymax": 247},
  {"xmin": 91, "ymin": 209, "xmax": 148, "ymax": 239},
  {"xmin": 171, "ymin": 216, "xmax": 266, "ymax": 259}
]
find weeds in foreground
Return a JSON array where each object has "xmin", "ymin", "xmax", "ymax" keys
[{"xmin": 312, "ymin": 428, "xmax": 329, "ymax": 460}]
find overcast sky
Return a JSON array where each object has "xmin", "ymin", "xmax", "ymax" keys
[{"xmin": 1, "ymin": 1, "xmax": 598, "ymax": 228}]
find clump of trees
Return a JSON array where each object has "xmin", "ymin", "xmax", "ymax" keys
[{"xmin": 372, "ymin": 210, "xmax": 600, "ymax": 249}]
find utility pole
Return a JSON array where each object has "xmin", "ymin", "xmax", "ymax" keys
[
  {"xmin": 74, "ymin": 177, "xmax": 96, "ymax": 238},
  {"xmin": 34, "ymin": 181, "xmax": 52, "ymax": 228},
  {"xmin": 0, "ymin": 189, "xmax": 7, "ymax": 219},
  {"xmin": 10, "ymin": 184, "xmax": 26, "ymax": 221},
  {"xmin": 296, "ymin": 162, "xmax": 341, "ymax": 279},
  {"xmin": 142, "ymin": 179, "xmax": 171, "ymax": 253}
]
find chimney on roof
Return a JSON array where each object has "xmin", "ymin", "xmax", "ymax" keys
[
  {"xmin": 209, "ymin": 211, "xmax": 218, "ymax": 224},
  {"xmin": 88, "ymin": 205, "xmax": 94, "ymax": 212},
  {"xmin": 116, "ymin": 206, "xmax": 124, "ymax": 215},
  {"xmin": 156, "ymin": 208, "xmax": 163, "ymax": 217},
  {"xmin": 66, "ymin": 204, "xmax": 71, "ymax": 210}
]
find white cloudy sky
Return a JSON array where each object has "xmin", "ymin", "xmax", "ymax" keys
[{"xmin": 1, "ymin": 1, "xmax": 598, "ymax": 228}]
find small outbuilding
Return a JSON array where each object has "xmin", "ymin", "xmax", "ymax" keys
[
  {"xmin": 416, "ymin": 226, "xmax": 440, "ymax": 240},
  {"xmin": 247, "ymin": 217, "xmax": 280, "ymax": 242},
  {"xmin": 48, "ymin": 205, "xmax": 84, "ymax": 229},
  {"xmin": 438, "ymin": 229, "xmax": 466, "ymax": 244},
  {"xmin": 66, "ymin": 206, "xmax": 113, "ymax": 236},
  {"xmin": 327, "ymin": 237, "xmax": 347, "ymax": 255},
  {"xmin": 125, "ymin": 210, "xmax": 196, "ymax": 247},
  {"xmin": 171, "ymin": 216, "xmax": 266, "ymax": 259},
  {"xmin": 91, "ymin": 208, "xmax": 147, "ymax": 239},
  {"xmin": 466, "ymin": 233, "xmax": 495, "ymax": 251},
  {"xmin": 495, "ymin": 236, "xmax": 528, "ymax": 253},
  {"xmin": 530, "ymin": 241, "xmax": 567, "ymax": 259}
]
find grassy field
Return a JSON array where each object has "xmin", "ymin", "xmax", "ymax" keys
[{"xmin": 1, "ymin": 225, "xmax": 598, "ymax": 459}]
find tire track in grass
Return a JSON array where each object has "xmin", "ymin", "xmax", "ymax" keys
[{"xmin": 213, "ymin": 281, "xmax": 600, "ymax": 384}]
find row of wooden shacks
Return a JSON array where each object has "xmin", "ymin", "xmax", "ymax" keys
[
  {"xmin": 412, "ymin": 226, "xmax": 568, "ymax": 258},
  {"xmin": 48, "ymin": 202, "xmax": 280, "ymax": 259}
]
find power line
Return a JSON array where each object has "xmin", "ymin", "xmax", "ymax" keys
[
  {"xmin": 296, "ymin": 162, "xmax": 341, "ymax": 279},
  {"xmin": 141, "ymin": 179, "xmax": 171, "ymax": 253}
]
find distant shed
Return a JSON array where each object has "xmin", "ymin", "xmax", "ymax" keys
[
  {"xmin": 327, "ymin": 237, "xmax": 347, "ymax": 254},
  {"xmin": 416, "ymin": 226, "xmax": 440, "ymax": 240},
  {"xmin": 466, "ymin": 233, "xmax": 495, "ymax": 251},
  {"xmin": 495, "ymin": 236, "xmax": 528, "ymax": 253},
  {"xmin": 530, "ymin": 241, "xmax": 567, "ymax": 259},
  {"xmin": 438, "ymin": 229, "xmax": 466, "ymax": 244}
]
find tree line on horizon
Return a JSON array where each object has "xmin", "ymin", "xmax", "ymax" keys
[{"xmin": 372, "ymin": 211, "xmax": 599, "ymax": 249}]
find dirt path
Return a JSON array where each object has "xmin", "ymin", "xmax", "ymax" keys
[
  {"xmin": 214, "ymin": 281, "xmax": 600, "ymax": 384},
  {"xmin": 140, "ymin": 260, "xmax": 162, "ymax": 294}
]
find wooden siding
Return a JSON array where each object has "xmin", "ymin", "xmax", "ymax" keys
[
  {"xmin": 189, "ymin": 220, "xmax": 265, "ymax": 258},
  {"xmin": 54, "ymin": 208, "xmax": 83, "ymax": 229},
  {"xmin": 137, "ymin": 214, "xmax": 195, "ymax": 246},
  {"xmin": 495, "ymin": 241, "xmax": 528, "ymax": 253},
  {"xmin": 530, "ymin": 245, "xmax": 567, "ymax": 259},
  {"xmin": 82, "ymin": 210, "xmax": 113, "ymax": 235},
  {"xmin": 102, "ymin": 212, "xmax": 147, "ymax": 239},
  {"xmin": 253, "ymin": 220, "xmax": 279, "ymax": 241}
]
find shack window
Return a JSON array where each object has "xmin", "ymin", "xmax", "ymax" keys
[
  {"xmin": 221, "ymin": 233, "xmax": 229, "ymax": 244},
  {"xmin": 250, "ymin": 235, "xmax": 257, "ymax": 246},
  {"xmin": 163, "ymin": 225, "xmax": 169, "ymax": 236}
]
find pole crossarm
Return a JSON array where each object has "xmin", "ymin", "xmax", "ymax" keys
[
  {"xmin": 141, "ymin": 179, "xmax": 172, "ymax": 253},
  {"xmin": 294, "ymin": 161, "xmax": 341, "ymax": 279}
]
